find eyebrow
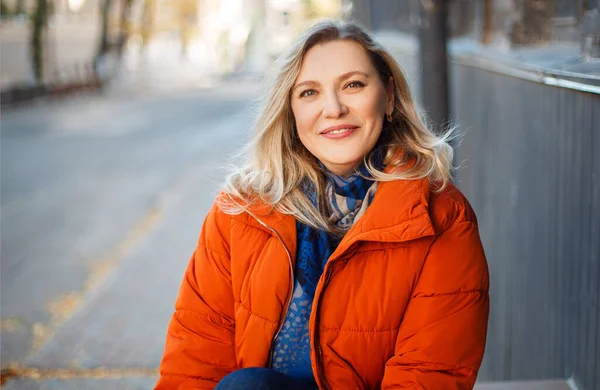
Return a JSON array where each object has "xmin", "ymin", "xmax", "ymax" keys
[{"xmin": 293, "ymin": 71, "xmax": 370, "ymax": 92}]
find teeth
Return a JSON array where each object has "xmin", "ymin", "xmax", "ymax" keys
[{"xmin": 327, "ymin": 128, "xmax": 351, "ymax": 134}]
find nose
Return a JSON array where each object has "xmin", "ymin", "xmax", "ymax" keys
[{"xmin": 322, "ymin": 92, "xmax": 348, "ymax": 119}]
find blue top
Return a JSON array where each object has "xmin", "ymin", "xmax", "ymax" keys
[{"xmin": 270, "ymin": 224, "xmax": 338, "ymax": 384}]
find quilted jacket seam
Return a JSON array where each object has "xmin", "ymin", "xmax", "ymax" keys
[
  {"xmin": 432, "ymin": 187, "xmax": 477, "ymax": 223},
  {"xmin": 158, "ymin": 372, "xmax": 220, "ymax": 387},
  {"xmin": 236, "ymin": 300, "xmax": 279, "ymax": 325},
  {"xmin": 353, "ymin": 210, "xmax": 432, "ymax": 243},
  {"xmin": 433, "ymin": 212, "xmax": 477, "ymax": 241},
  {"xmin": 159, "ymin": 373, "xmax": 218, "ymax": 380},
  {"xmin": 319, "ymin": 326, "xmax": 401, "ymax": 333},
  {"xmin": 354, "ymin": 244, "xmax": 415, "ymax": 255},
  {"xmin": 174, "ymin": 309, "xmax": 234, "ymax": 330},
  {"xmin": 413, "ymin": 289, "xmax": 488, "ymax": 298},
  {"xmin": 200, "ymin": 245, "xmax": 230, "ymax": 266},
  {"xmin": 393, "ymin": 354, "xmax": 478, "ymax": 375},
  {"xmin": 230, "ymin": 214, "xmax": 275, "ymax": 236}
]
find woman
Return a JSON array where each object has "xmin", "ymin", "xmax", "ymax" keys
[{"xmin": 156, "ymin": 20, "xmax": 489, "ymax": 390}]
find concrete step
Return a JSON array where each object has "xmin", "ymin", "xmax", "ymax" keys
[{"xmin": 475, "ymin": 379, "xmax": 572, "ymax": 390}]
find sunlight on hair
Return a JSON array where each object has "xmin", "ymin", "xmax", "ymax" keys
[{"xmin": 219, "ymin": 20, "xmax": 457, "ymax": 233}]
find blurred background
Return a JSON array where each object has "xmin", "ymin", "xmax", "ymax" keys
[{"xmin": 1, "ymin": 0, "xmax": 599, "ymax": 389}]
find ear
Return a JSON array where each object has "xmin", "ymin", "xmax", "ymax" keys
[{"xmin": 385, "ymin": 76, "xmax": 395, "ymax": 115}]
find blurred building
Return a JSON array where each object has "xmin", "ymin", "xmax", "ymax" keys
[
  {"xmin": 0, "ymin": 0, "xmax": 101, "ymax": 88},
  {"xmin": 0, "ymin": 0, "xmax": 343, "ymax": 95},
  {"xmin": 264, "ymin": 0, "xmax": 341, "ymax": 59}
]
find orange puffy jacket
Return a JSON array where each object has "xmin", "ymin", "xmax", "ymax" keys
[{"xmin": 156, "ymin": 176, "xmax": 490, "ymax": 389}]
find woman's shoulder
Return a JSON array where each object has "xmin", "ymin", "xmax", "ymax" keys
[
  {"xmin": 427, "ymin": 182, "xmax": 479, "ymax": 234},
  {"xmin": 203, "ymin": 192, "xmax": 282, "ymax": 238},
  {"xmin": 204, "ymin": 193, "xmax": 251, "ymax": 229}
]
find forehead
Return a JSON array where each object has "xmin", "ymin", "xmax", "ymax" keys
[{"xmin": 297, "ymin": 40, "xmax": 374, "ymax": 80}]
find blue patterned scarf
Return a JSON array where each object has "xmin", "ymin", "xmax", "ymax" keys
[
  {"xmin": 298, "ymin": 143, "xmax": 385, "ymax": 297},
  {"xmin": 296, "ymin": 163, "xmax": 380, "ymax": 298},
  {"xmin": 271, "ymin": 145, "xmax": 385, "ymax": 383}
]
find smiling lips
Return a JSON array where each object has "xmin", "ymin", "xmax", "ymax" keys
[{"xmin": 320, "ymin": 125, "xmax": 359, "ymax": 139}]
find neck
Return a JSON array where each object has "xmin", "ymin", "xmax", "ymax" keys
[{"xmin": 321, "ymin": 162, "xmax": 360, "ymax": 178}]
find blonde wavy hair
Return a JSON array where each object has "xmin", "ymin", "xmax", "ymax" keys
[{"xmin": 219, "ymin": 20, "xmax": 454, "ymax": 233}]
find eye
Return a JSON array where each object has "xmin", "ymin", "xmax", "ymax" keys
[
  {"xmin": 346, "ymin": 81, "xmax": 365, "ymax": 89},
  {"xmin": 299, "ymin": 89, "xmax": 317, "ymax": 98}
]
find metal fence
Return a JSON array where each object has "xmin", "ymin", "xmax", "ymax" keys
[
  {"xmin": 451, "ymin": 57, "xmax": 600, "ymax": 390},
  {"xmin": 371, "ymin": 25, "xmax": 600, "ymax": 390}
]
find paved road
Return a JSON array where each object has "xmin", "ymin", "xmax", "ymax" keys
[{"xmin": 1, "ymin": 82, "xmax": 258, "ymax": 388}]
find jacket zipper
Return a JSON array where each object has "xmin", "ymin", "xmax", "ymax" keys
[
  {"xmin": 244, "ymin": 212, "xmax": 295, "ymax": 366},
  {"xmin": 245, "ymin": 208, "xmax": 351, "ymax": 387},
  {"xmin": 268, "ymin": 229, "xmax": 294, "ymax": 365}
]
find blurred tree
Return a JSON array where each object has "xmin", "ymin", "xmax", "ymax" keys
[
  {"xmin": 30, "ymin": 0, "xmax": 48, "ymax": 82},
  {"xmin": 0, "ymin": 0, "xmax": 27, "ymax": 19},
  {"xmin": 15, "ymin": 0, "xmax": 24, "ymax": 15},
  {"xmin": 0, "ymin": 0, "xmax": 11, "ymax": 18},
  {"xmin": 117, "ymin": 0, "xmax": 133, "ymax": 55},
  {"xmin": 140, "ymin": 0, "xmax": 155, "ymax": 47},
  {"xmin": 178, "ymin": 0, "xmax": 198, "ymax": 57},
  {"xmin": 97, "ymin": 0, "xmax": 112, "ymax": 59}
]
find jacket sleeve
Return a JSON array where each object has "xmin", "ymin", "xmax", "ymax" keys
[
  {"xmin": 156, "ymin": 208, "xmax": 236, "ymax": 389},
  {"xmin": 381, "ymin": 219, "xmax": 490, "ymax": 390}
]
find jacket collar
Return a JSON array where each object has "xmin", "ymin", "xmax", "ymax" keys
[
  {"xmin": 240, "ymin": 172, "xmax": 435, "ymax": 262},
  {"xmin": 331, "ymin": 176, "xmax": 435, "ymax": 258}
]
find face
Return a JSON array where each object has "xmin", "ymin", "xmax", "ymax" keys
[{"xmin": 291, "ymin": 40, "xmax": 394, "ymax": 176}]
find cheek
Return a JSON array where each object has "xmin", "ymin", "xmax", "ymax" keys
[
  {"xmin": 292, "ymin": 104, "xmax": 317, "ymax": 137},
  {"xmin": 351, "ymin": 91, "xmax": 387, "ymax": 120},
  {"xmin": 371, "ymin": 93, "xmax": 389, "ymax": 117},
  {"xmin": 296, "ymin": 124, "xmax": 315, "ymax": 152}
]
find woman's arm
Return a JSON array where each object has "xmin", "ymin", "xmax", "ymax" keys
[
  {"xmin": 381, "ymin": 219, "xmax": 490, "ymax": 389},
  {"xmin": 156, "ymin": 206, "xmax": 236, "ymax": 389}
]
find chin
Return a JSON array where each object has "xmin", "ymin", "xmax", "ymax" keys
[
  {"xmin": 320, "ymin": 157, "xmax": 363, "ymax": 174},
  {"xmin": 323, "ymin": 152, "xmax": 364, "ymax": 166}
]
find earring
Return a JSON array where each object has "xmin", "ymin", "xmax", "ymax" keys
[{"xmin": 386, "ymin": 113, "xmax": 392, "ymax": 122}]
